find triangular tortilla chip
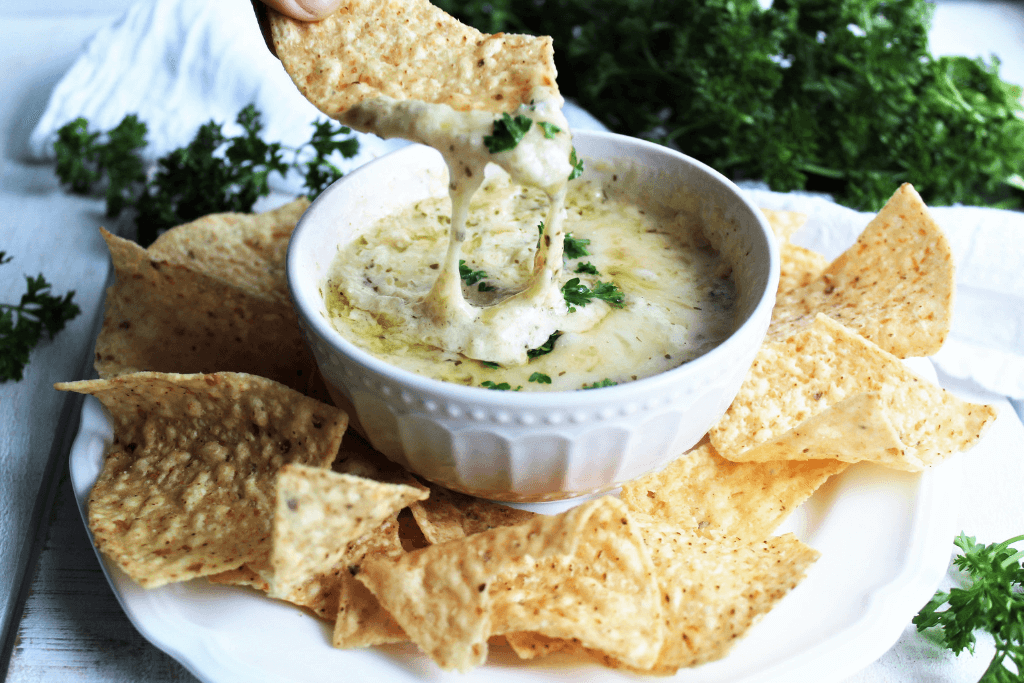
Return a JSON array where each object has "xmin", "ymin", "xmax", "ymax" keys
[
  {"xmin": 56, "ymin": 371, "xmax": 347, "ymax": 587},
  {"xmin": 710, "ymin": 314, "xmax": 996, "ymax": 469},
  {"xmin": 147, "ymin": 198, "xmax": 308, "ymax": 306},
  {"xmin": 408, "ymin": 481, "xmax": 536, "ymax": 545},
  {"xmin": 770, "ymin": 184, "xmax": 954, "ymax": 358},
  {"xmin": 269, "ymin": 0, "xmax": 557, "ymax": 116}
]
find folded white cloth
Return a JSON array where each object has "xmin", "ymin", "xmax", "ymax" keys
[{"xmin": 29, "ymin": 0, "xmax": 1024, "ymax": 400}]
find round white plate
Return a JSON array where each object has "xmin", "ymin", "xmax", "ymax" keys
[{"xmin": 67, "ymin": 358, "xmax": 964, "ymax": 683}]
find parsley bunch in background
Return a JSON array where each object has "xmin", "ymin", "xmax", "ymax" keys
[
  {"xmin": 914, "ymin": 533, "xmax": 1023, "ymax": 682},
  {"xmin": 436, "ymin": 0, "xmax": 1024, "ymax": 211},
  {"xmin": 0, "ymin": 253, "xmax": 81, "ymax": 382},
  {"xmin": 54, "ymin": 105, "xmax": 359, "ymax": 245}
]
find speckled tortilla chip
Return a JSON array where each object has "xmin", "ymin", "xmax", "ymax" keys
[
  {"xmin": 760, "ymin": 208, "xmax": 808, "ymax": 244},
  {"xmin": 620, "ymin": 439, "xmax": 847, "ymax": 541},
  {"xmin": 709, "ymin": 314, "xmax": 996, "ymax": 469},
  {"xmin": 147, "ymin": 199, "xmax": 308, "ymax": 306},
  {"xmin": 55, "ymin": 372, "xmax": 347, "ymax": 588},
  {"xmin": 268, "ymin": 0, "xmax": 557, "ymax": 115},
  {"xmin": 95, "ymin": 229, "xmax": 316, "ymax": 392},
  {"xmin": 408, "ymin": 482, "xmax": 536, "ymax": 545},
  {"xmin": 621, "ymin": 518, "xmax": 820, "ymax": 674},
  {"xmin": 269, "ymin": 464, "xmax": 427, "ymax": 603},
  {"xmin": 770, "ymin": 184, "xmax": 954, "ymax": 358},
  {"xmin": 356, "ymin": 497, "xmax": 657, "ymax": 672},
  {"xmin": 779, "ymin": 243, "xmax": 829, "ymax": 295}
]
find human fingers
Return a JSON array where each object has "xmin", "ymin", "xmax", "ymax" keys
[{"xmin": 259, "ymin": 0, "xmax": 344, "ymax": 22}]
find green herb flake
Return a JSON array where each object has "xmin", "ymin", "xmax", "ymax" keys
[
  {"xmin": 481, "ymin": 361, "xmax": 500, "ymax": 369},
  {"xmin": 575, "ymin": 262, "xmax": 600, "ymax": 275},
  {"xmin": 483, "ymin": 113, "xmax": 533, "ymax": 153},
  {"xmin": 529, "ymin": 372, "xmax": 552, "ymax": 384},
  {"xmin": 568, "ymin": 147, "xmax": 584, "ymax": 181},
  {"xmin": 481, "ymin": 380, "xmax": 521, "ymax": 391},
  {"xmin": 538, "ymin": 122, "xmax": 562, "ymax": 139},
  {"xmin": 527, "ymin": 331, "xmax": 562, "ymax": 359},
  {"xmin": 582, "ymin": 378, "xmax": 617, "ymax": 390},
  {"xmin": 459, "ymin": 259, "xmax": 489, "ymax": 286},
  {"xmin": 562, "ymin": 278, "xmax": 625, "ymax": 312},
  {"xmin": 563, "ymin": 233, "xmax": 591, "ymax": 259}
]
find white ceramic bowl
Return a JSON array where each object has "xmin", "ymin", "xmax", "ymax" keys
[{"xmin": 288, "ymin": 130, "xmax": 779, "ymax": 502}]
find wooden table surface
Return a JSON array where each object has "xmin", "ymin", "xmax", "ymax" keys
[{"xmin": 2, "ymin": 2, "xmax": 1022, "ymax": 682}]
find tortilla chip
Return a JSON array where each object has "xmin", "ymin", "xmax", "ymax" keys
[
  {"xmin": 779, "ymin": 243, "xmax": 828, "ymax": 295},
  {"xmin": 709, "ymin": 314, "xmax": 996, "ymax": 469},
  {"xmin": 334, "ymin": 566, "xmax": 409, "ymax": 647},
  {"xmin": 356, "ymin": 497, "xmax": 652, "ymax": 672},
  {"xmin": 623, "ymin": 518, "xmax": 819, "ymax": 673},
  {"xmin": 147, "ymin": 198, "xmax": 308, "ymax": 306},
  {"xmin": 760, "ymin": 208, "xmax": 807, "ymax": 244},
  {"xmin": 620, "ymin": 439, "xmax": 847, "ymax": 541},
  {"xmin": 207, "ymin": 564, "xmax": 269, "ymax": 591},
  {"xmin": 408, "ymin": 481, "xmax": 536, "ymax": 545},
  {"xmin": 268, "ymin": 464, "xmax": 427, "ymax": 602},
  {"xmin": 771, "ymin": 184, "xmax": 954, "ymax": 358},
  {"xmin": 95, "ymin": 229, "xmax": 316, "ymax": 393},
  {"xmin": 503, "ymin": 631, "xmax": 583, "ymax": 660},
  {"xmin": 55, "ymin": 371, "xmax": 347, "ymax": 587},
  {"xmin": 268, "ymin": 0, "xmax": 557, "ymax": 116}
]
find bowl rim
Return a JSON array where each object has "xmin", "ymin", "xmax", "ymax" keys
[{"xmin": 287, "ymin": 128, "xmax": 780, "ymax": 408}]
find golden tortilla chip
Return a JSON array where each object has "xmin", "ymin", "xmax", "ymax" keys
[
  {"xmin": 95, "ymin": 229, "xmax": 316, "ymax": 392},
  {"xmin": 269, "ymin": 464, "xmax": 428, "ymax": 603},
  {"xmin": 207, "ymin": 565, "xmax": 269, "ymax": 591},
  {"xmin": 620, "ymin": 439, "xmax": 847, "ymax": 542},
  {"xmin": 503, "ymin": 631, "xmax": 583, "ymax": 660},
  {"xmin": 269, "ymin": 0, "xmax": 557, "ymax": 116},
  {"xmin": 621, "ymin": 518, "xmax": 820, "ymax": 673},
  {"xmin": 760, "ymin": 208, "xmax": 808, "ymax": 244},
  {"xmin": 408, "ymin": 481, "xmax": 536, "ymax": 545},
  {"xmin": 771, "ymin": 184, "xmax": 954, "ymax": 358},
  {"xmin": 779, "ymin": 243, "xmax": 829, "ymax": 295},
  {"xmin": 356, "ymin": 497, "xmax": 656, "ymax": 672},
  {"xmin": 147, "ymin": 199, "xmax": 308, "ymax": 306},
  {"xmin": 55, "ymin": 371, "xmax": 347, "ymax": 587},
  {"xmin": 710, "ymin": 314, "xmax": 996, "ymax": 469}
]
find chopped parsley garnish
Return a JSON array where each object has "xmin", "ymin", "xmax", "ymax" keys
[
  {"xmin": 481, "ymin": 380, "xmax": 521, "ymax": 391},
  {"xmin": 562, "ymin": 278, "xmax": 625, "ymax": 312},
  {"xmin": 481, "ymin": 361, "xmax": 500, "ymax": 369},
  {"xmin": 563, "ymin": 233, "xmax": 591, "ymax": 259},
  {"xmin": 582, "ymin": 378, "xmax": 617, "ymax": 390},
  {"xmin": 575, "ymin": 262, "xmax": 600, "ymax": 275},
  {"xmin": 483, "ymin": 113, "xmax": 533, "ymax": 153},
  {"xmin": 538, "ymin": 122, "xmax": 562, "ymax": 139},
  {"xmin": 568, "ymin": 147, "xmax": 584, "ymax": 181},
  {"xmin": 529, "ymin": 372, "xmax": 552, "ymax": 384},
  {"xmin": 1, "ymin": 253, "xmax": 82, "ymax": 382},
  {"xmin": 527, "ymin": 330, "xmax": 562, "ymax": 359},
  {"xmin": 459, "ymin": 259, "xmax": 495, "ymax": 290},
  {"xmin": 54, "ymin": 104, "xmax": 360, "ymax": 245}
]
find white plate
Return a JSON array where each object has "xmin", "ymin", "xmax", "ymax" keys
[{"xmin": 67, "ymin": 358, "xmax": 965, "ymax": 683}]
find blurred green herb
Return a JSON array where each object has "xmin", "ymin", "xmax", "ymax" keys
[
  {"xmin": 568, "ymin": 147, "xmax": 584, "ymax": 181},
  {"xmin": 563, "ymin": 233, "xmax": 591, "ymax": 259},
  {"xmin": 458, "ymin": 259, "xmax": 496, "ymax": 291},
  {"xmin": 582, "ymin": 378, "xmax": 617, "ymax": 389},
  {"xmin": 527, "ymin": 330, "xmax": 562, "ymax": 358},
  {"xmin": 575, "ymin": 262, "xmax": 600, "ymax": 275},
  {"xmin": 481, "ymin": 380, "xmax": 521, "ymax": 390},
  {"xmin": 435, "ymin": 0, "xmax": 1024, "ymax": 210},
  {"xmin": 538, "ymin": 122, "xmax": 562, "ymax": 139},
  {"xmin": 54, "ymin": 105, "xmax": 360, "ymax": 245},
  {"xmin": 529, "ymin": 372, "xmax": 552, "ymax": 383},
  {"xmin": 0, "ymin": 253, "xmax": 81, "ymax": 382},
  {"xmin": 562, "ymin": 277, "xmax": 625, "ymax": 311},
  {"xmin": 913, "ymin": 532, "xmax": 1023, "ymax": 683}
]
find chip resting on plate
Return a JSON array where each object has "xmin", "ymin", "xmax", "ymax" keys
[
  {"xmin": 55, "ymin": 371, "xmax": 347, "ymax": 587},
  {"xmin": 268, "ymin": 0, "xmax": 557, "ymax": 116},
  {"xmin": 95, "ymin": 229, "xmax": 316, "ymax": 393},
  {"xmin": 147, "ymin": 198, "xmax": 308, "ymax": 306},
  {"xmin": 408, "ymin": 480, "xmax": 536, "ymax": 545},
  {"xmin": 620, "ymin": 439, "xmax": 847, "ymax": 542},
  {"xmin": 709, "ymin": 314, "xmax": 996, "ymax": 469},
  {"xmin": 770, "ymin": 183, "xmax": 954, "ymax": 358}
]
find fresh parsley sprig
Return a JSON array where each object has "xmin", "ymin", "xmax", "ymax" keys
[
  {"xmin": 0, "ymin": 253, "xmax": 81, "ymax": 382},
  {"xmin": 913, "ymin": 532, "xmax": 1024, "ymax": 682},
  {"xmin": 458, "ymin": 259, "xmax": 496, "ymax": 291},
  {"xmin": 54, "ymin": 105, "xmax": 360, "ymax": 246},
  {"xmin": 484, "ymin": 113, "xmax": 533, "ymax": 153},
  {"xmin": 563, "ymin": 233, "xmax": 591, "ymax": 259},
  {"xmin": 527, "ymin": 330, "xmax": 562, "ymax": 359},
  {"xmin": 562, "ymin": 278, "xmax": 625, "ymax": 312}
]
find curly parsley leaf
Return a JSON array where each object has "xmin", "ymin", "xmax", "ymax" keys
[
  {"xmin": 484, "ymin": 113, "xmax": 533, "ymax": 153},
  {"xmin": 54, "ymin": 105, "xmax": 360, "ymax": 246},
  {"xmin": 563, "ymin": 233, "xmax": 591, "ymax": 259},
  {"xmin": 582, "ymin": 378, "xmax": 617, "ymax": 389},
  {"xmin": 562, "ymin": 277, "xmax": 625, "ymax": 312},
  {"xmin": 575, "ymin": 261, "xmax": 600, "ymax": 275},
  {"xmin": 527, "ymin": 330, "xmax": 562, "ymax": 359},
  {"xmin": 913, "ymin": 532, "xmax": 1024, "ymax": 682},
  {"xmin": 0, "ymin": 254, "xmax": 82, "ymax": 382},
  {"xmin": 528, "ymin": 372, "xmax": 552, "ymax": 384}
]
